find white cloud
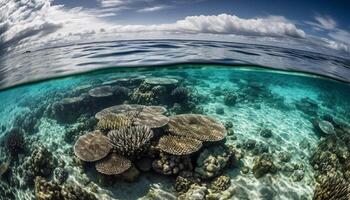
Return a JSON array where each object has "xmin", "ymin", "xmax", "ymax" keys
[
  {"xmin": 137, "ymin": 5, "xmax": 171, "ymax": 12},
  {"xmin": 98, "ymin": 0, "xmax": 124, "ymax": 8},
  {"xmin": 3, "ymin": 0, "xmax": 350, "ymax": 55}
]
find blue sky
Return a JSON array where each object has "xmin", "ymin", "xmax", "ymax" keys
[{"xmin": 1, "ymin": 0, "xmax": 349, "ymax": 54}]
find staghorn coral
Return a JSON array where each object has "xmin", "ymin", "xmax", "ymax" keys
[
  {"xmin": 5, "ymin": 127, "xmax": 25, "ymax": 157},
  {"xmin": 95, "ymin": 153, "xmax": 132, "ymax": 175},
  {"xmin": 252, "ymin": 153, "xmax": 277, "ymax": 178},
  {"xmin": 107, "ymin": 126, "xmax": 153, "ymax": 157},
  {"xmin": 195, "ymin": 145, "xmax": 234, "ymax": 179},
  {"xmin": 167, "ymin": 114, "xmax": 226, "ymax": 142},
  {"xmin": 73, "ymin": 131, "xmax": 112, "ymax": 162},
  {"xmin": 21, "ymin": 146, "xmax": 57, "ymax": 186},
  {"xmin": 313, "ymin": 175, "xmax": 350, "ymax": 200},
  {"xmin": 152, "ymin": 152, "xmax": 193, "ymax": 175},
  {"xmin": 158, "ymin": 135, "xmax": 202, "ymax": 156},
  {"xmin": 96, "ymin": 114, "xmax": 133, "ymax": 133}
]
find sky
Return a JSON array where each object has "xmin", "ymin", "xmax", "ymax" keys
[{"xmin": 0, "ymin": 0, "xmax": 349, "ymax": 55}]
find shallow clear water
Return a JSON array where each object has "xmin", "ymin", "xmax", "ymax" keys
[{"xmin": 0, "ymin": 63, "xmax": 350, "ymax": 200}]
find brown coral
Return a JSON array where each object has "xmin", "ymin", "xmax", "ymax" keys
[
  {"xmin": 152, "ymin": 153, "xmax": 193, "ymax": 175},
  {"xmin": 158, "ymin": 135, "xmax": 202, "ymax": 156},
  {"xmin": 97, "ymin": 114, "xmax": 133, "ymax": 132},
  {"xmin": 167, "ymin": 114, "xmax": 226, "ymax": 142},
  {"xmin": 73, "ymin": 131, "xmax": 112, "ymax": 162},
  {"xmin": 95, "ymin": 153, "xmax": 132, "ymax": 175},
  {"xmin": 313, "ymin": 175, "xmax": 350, "ymax": 200},
  {"xmin": 95, "ymin": 104, "xmax": 169, "ymax": 128},
  {"xmin": 107, "ymin": 126, "xmax": 153, "ymax": 157}
]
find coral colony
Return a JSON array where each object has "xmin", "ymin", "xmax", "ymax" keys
[{"xmin": 0, "ymin": 68, "xmax": 350, "ymax": 200}]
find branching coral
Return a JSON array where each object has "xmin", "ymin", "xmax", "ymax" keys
[
  {"xmin": 107, "ymin": 126, "xmax": 153, "ymax": 157},
  {"xmin": 313, "ymin": 175, "xmax": 350, "ymax": 200}
]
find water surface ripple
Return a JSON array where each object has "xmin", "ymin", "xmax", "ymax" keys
[{"xmin": 1, "ymin": 40, "xmax": 349, "ymax": 90}]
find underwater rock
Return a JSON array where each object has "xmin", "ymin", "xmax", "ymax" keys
[
  {"xmin": 135, "ymin": 157, "xmax": 152, "ymax": 172},
  {"xmin": 120, "ymin": 165, "xmax": 140, "ymax": 182},
  {"xmin": 260, "ymin": 128, "xmax": 273, "ymax": 138},
  {"xmin": 210, "ymin": 175, "xmax": 231, "ymax": 192},
  {"xmin": 195, "ymin": 145, "xmax": 234, "ymax": 179},
  {"xmin": 252, "ymin": 153, "xmax": 277, "ymax": 178},
  {"xmin": 278, "ymin": 152, "xmax": 292, "ymax": 163},
  {"xmin": 145, "ymin": 77, "xmax": 179, "ymax": 86},
  {"xmin": 142, "ymin": 184, "xmax": 176, "ymax": 200},
  {"xmin": 241, "ymin": 166, "xmax": 250, "ymax": 174},
  {"xmin": 50, "ymin": 95, "xmax": 88, "ymax": 123},
  {"xmin": 4, "ymin": 127, "xmax": 25, "ymax": 157},
  {"xmin": 224, "ymin": 93, "xmax": 237, "ymax": 106},
  {"xmin": 107, "ymin": 125, "xmax": 153, "ymax": 157},
  {"xmin": 242, "ymin": 139, "xmax": 256, "ymax": 150},
  {"xmin": 171, "ymin": 87, "xmax": 190, "ymax": 104},
  {"xmin": 314, "ymin": 119, "xmax": 336, "ymax": 136},
  {"xmin": 95, "ymin": 153, "xmax": 132, "ymax": 176},
  {"xmin": 215, "ymin": 107, "xmax": 225, "ymax": 115},
  {"xmin": 152, "ymin": 153, "xmax": 192, "ymax": 176},
  {"xmin": 21, "ymin": 146, "xmax": 57, "ymax": 186},
  {"xmin": 53, "ymin": 167, "xmax": 69, "ymax": 184},
  {"xmin": 88, "ymin": 85, "xmax": 113, "ymax": 98},
  {"xmin": 74, "ymin": 130, "xmax": 112, "ymax": 162},
  {"xmin": 295, "ymin": 97, "xmax": 318, "ymax": 116},
  {"xmin": 95, "ymin": 104, "xmax": 169, "ymax": 128},
  {"xmin": 313, "ymin": 175, "xmax": 350, "ymax": 200},
  {"xmin": 112, "ymin": 86, "xmax": 130, "ymax": 102},
  {"xmin": 158, "ymin": 135, "xmax": 203, "ymax": 156},
  {"xmin": 167, "ymin": 114, "xmax": 226, "ymax": 142},
  {"xmin": 291, "ymin": 169, "xmax": 304, "ymax": 182},
  {"xmin": 178, "ymin": 183, "xmax": 208, "ymax": 200}
]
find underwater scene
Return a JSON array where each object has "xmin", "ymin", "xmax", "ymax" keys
[{"xmin": 1, "ymin": 63, "xmax": 350, "ymax": 200}]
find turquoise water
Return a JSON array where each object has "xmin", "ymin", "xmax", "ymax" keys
[{"xmin": 0, "ymin": 64, "xmax": 350, "ymax": 200}]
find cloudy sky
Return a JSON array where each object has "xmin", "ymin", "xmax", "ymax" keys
[{"xmin": 1, "ymin": 0, "xmax": 349, "ymax": 55}]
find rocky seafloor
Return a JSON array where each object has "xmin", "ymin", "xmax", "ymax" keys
[{"xmin": 0, "ymin": 65, "xmax": 350, "ymax": 200}]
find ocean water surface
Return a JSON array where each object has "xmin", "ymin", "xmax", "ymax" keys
[{"xmin": 0, "ymin": 40, "xmax": 350, "ymax": 200}]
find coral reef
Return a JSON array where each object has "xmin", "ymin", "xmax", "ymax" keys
[
  {"xmin": 195, "ymin": 145, "xmax": 235, "ymax": 179},
  {"xmin": 178, "ymin": 184, "xmax": 207, "ymax": 200},
  {"xmin": 4, "ymin": 127, "xmax": 25, "ymax": 157},
  {"xmin": 53, "ymin": 167, "xmax": 69, "ymax": 184},
  {"xmin": 167, "ymin": 114, "xmax": 226, "ymax": 142},
  {"xmin": 313, "ymin": 175, "xmax": 350, "ymax": 200},
  {"xmin": 0, "ymin": 181, "xmax": 15, "ymax": 199},
  {"xmin": 88, "ymin": 86, "xmax": 113, "ymax": 98},
  {"xmin": 95, "ymin": 153, "xmax": 132, "ymax": 175},
  {"xmin": 96, "ymin": 114, "xmax": 132, "ymax": 133},
  {"xmin": 223, "ymin": 93, "xmax": 237, "ymax": 106},
  {"xmin": 50, "ymin": 95, "xmax": 88, "ymax": 123},
  {"xmin": 174, "ymin": 176, "xmax": 195, "ymax": 194},
  {"xmin": 152, "ymin": 152, "xmax": 193, "ymax": 175},
  {"xmin": 35, "ymin": 176, "xmax": 98, "ymax": 200},
  {"xmin": 112, "ymin": 86, "xmax": 130, "ymax": 101},
  {"xmin": 210, "ymin": 175, "xmax": 231, "ymax": 192},
  {"xmin": 73, "ymin": 131, "xmax": 112, "ymax": 162},
  {"xmin": 171, "ymin": 87, "xmax": 190, "ymax": 104},
  {"xmin": 107, "ymin": 125, "xmax": 153, "ymax": 157},
  {"xmin": 158, "ymin": 135, "xmax": 202, "ymax": 156},
  {"xmin": 252, "ymin": 153, "xmax": 277, "ymax": 178},
  {"xmin": 20, "ymin": 146, "xmax": 57, "ymax": 186},
  {"xmin": 95, "ymin": 104, "xmax": 169, "ymax": 128}
]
